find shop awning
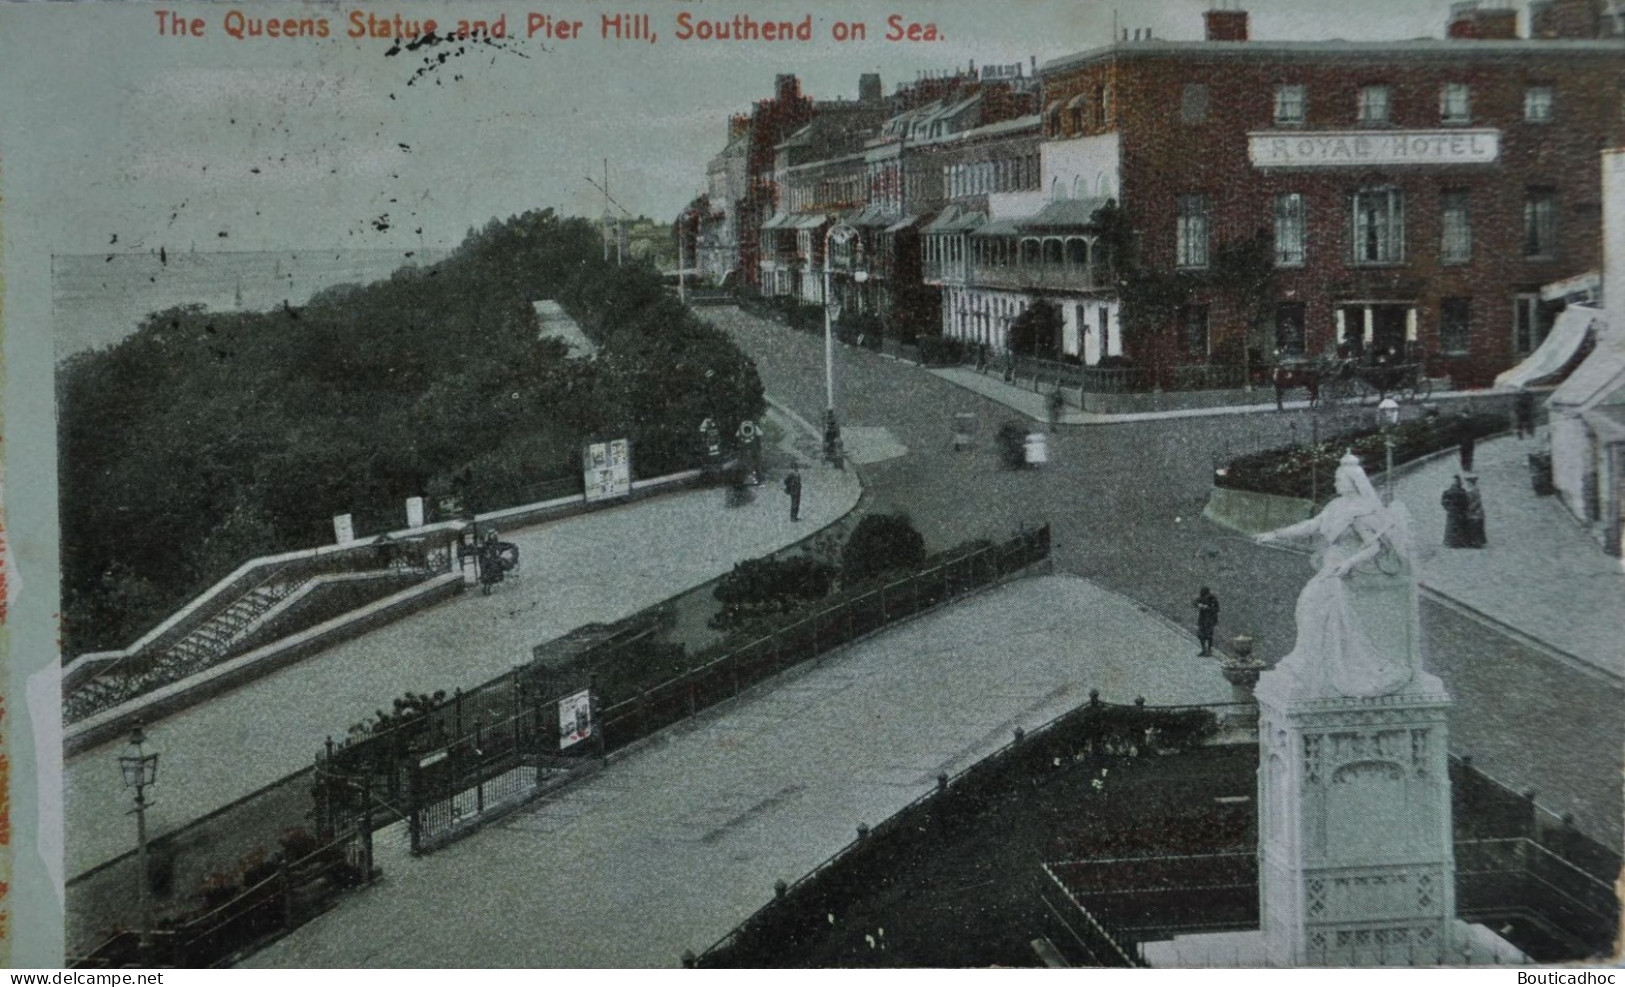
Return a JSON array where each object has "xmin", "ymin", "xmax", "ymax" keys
[
  {"xmin": 1549, "ymin": 310, "xmax": 1623, "ymax": 409},
  {"xmin": 793, "ymin": 214, "xmax": 828, "ymax": 230},
  {"xmin": 1496, "ymin": 304, "xmax": 1604, "ymax": 391},
  {"xmin": 759, "ymin": 214, "xmax": 793, "ymax": 230},
  {"xmin": 884, "ymin": 214, "xmax": 926, "ymax": 233}
]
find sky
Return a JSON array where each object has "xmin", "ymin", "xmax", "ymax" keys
[{"xmin": 0, "ymin": 0, "xmax": 1475, "ymax": 256}]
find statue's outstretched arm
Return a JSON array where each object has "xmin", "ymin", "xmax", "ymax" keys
[{"xmin": 1257, "ymin": 515, "xmax": 1319, "ymax": 544}]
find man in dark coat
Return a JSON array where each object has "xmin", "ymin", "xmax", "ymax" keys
[
  {"xmin": 783, "ymin": 467, "xmax": 803, "ymax": 522},
  {"xmin": 1464, "ymin": 476, "xmax": 1486, "ymax": 547},
  {"xmin": 1194, "ymin": 587, "xmax": 1220, "ymax": 657},
  {"xmin": 1515, "ymin": 388, "xmax": 1537, "ymax": 438},
  {"xmin": 1458, "ymin": 419, "xmax": 1477, "ymax": 473},
  {"xmin": 1441, "ymin": 476, "xmax": 1470, "ymax": 548}
]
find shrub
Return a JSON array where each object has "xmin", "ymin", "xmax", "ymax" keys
[
  {"xmin": 1214, "ymin": 412, "xmax": 1506, "ymax": 502},
  {"xmin": 841, "ymin": 513, "xmax": 926, "ymax": 585},
  {"xmin": 712, "ymin": 555, "xmax": 836, "ymax": 629},
  {"xmin": 916, "ymin": 335, "xmax": 967, "ymax": 367}
]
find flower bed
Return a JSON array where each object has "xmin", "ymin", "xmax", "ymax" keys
[{"xmin": 1213, "ymin": 413, "xmax": 1505, "ymax": 504}]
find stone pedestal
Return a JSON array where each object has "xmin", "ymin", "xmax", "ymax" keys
[{"xmin": 1255, "ymin": 668, "xmax": 1457, "ymax": 966}]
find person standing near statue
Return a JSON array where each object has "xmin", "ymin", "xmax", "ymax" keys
[
  {"xmin": 1463, "ymin": 475, "xmax": 1486, "ymax": 547},
  {"xmin": 783, "ymin": 466, "xmax": 803, "ymax": 522},
  {"xmin": 1194, "ymin": 587, "xmax": 1220, "ymax": 657},
  {"xmin": 1440, "ymin": 476, "xmax": 1470, "ymax": 548}
]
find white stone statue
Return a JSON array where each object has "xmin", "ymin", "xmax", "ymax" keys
[{"xmin": 1255, "ymin": 452, "xmax": 1421, "ymax": 699}]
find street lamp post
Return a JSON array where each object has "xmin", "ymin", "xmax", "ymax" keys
[
  {"xmin": 822, "ymin": 223, "xmax": 851, "ymax": 465},
  {"xmin": 1378, "ymin": 397, "xmax": 1401, "ymax": 504},
  {"xmin": 119, "ymin": 725, "xmax": 160, "ymax": 965}
]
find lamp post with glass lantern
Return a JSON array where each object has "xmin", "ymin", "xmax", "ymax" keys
[
  {"xmin": 1378, "ymin": 397, "xmax": 1400, "ymax": 503},
  {"xmin": 119, "ymin": 725, "xmax": 159, "ymax": 964}
]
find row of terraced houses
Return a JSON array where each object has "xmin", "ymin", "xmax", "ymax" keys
[{"xmin": 679, "ymin": 0, "xmax": 1625, "ymax": 389}]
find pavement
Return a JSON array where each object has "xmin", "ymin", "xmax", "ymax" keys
[
  {"xmin": 242, "ymin": 574, "xmax": 1240, "ymax": 969},
  {"xmin": 1394, "ymin": 429, "xmax": 1624, "ymax": 687},
  {"xmin": 64, "ymin": 406, "xmax": 861, "ymax": 880}
]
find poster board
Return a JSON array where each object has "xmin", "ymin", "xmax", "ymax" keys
[{"xmin": 583, "ymin": 438, "xmax": 632, "ymax": 503}]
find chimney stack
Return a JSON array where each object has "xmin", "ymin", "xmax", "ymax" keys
[{"xmin": 1205, "ymin": 7, "xmax": 1250, "ymax": 40}]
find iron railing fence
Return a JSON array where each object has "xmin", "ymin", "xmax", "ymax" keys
[
  {"xmin": 71, "ymin": 827, "xmax": 371, "ymax": 969},
  {"xmin": 316, "ymin": 524, "xmax": 1052, "ymax": 856}
]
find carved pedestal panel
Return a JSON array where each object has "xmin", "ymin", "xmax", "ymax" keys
[{"xmin": 1256, "ymin": 670, "xmax": 1457, "ymax": 966}]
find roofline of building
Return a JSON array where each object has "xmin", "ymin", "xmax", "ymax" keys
[{"xmin": 1041, "ymin": 37, "xmax": 1625, "ymax": 75}]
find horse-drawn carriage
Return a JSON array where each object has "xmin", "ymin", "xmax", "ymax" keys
[{"xmin": 1269, "ymin": 353, "xmax": 1434, "ymax": 409}]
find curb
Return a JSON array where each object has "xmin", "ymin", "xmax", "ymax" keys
[{"xmin": 1418, "ymin": 585, "xmax": 1624, "ymax": 690}]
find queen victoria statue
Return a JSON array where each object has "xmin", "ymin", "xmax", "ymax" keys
[{"xmin": 1255, "ymin": 452, "xmax": 1424, "ymax": 699}]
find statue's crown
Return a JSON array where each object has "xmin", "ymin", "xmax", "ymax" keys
[{"xmin": 1339, "ymin": 450, "xmax": 1362, "ymax": 469}]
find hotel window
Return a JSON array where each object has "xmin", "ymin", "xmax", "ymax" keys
[
  {"xmin": 1352, "ymin": 187, "xmax": 1404, "ymax": 264},
  {"xmin": 1524, "ymin": 86, "xmax": 1554, "ymax": 122},
  {"xmin": 1176, "ymin": 194, "xmax": 1210, "ymax": 269},
  {"xmin": 1358, "ymin": 85, "xmax": 1391, "ymax": 125},
  {"xmin": 1440, "ymin": 297, "xmax": 1471, "ymax": 356},
  {"xmin": 1440, "ymin": 190, "xmax": 1471, "ymax": 264},
  {"xmin": 1182, "ymin": 84, "xmax": 1209, "ymax": 124},
  {"xmin": 1513, "ymin": 293, "xmax": 1554, "ymax": 354},
  {"xmin": 1274, "ymin": 84, "xmax": 1306, "ymax": 126},
  {"xmin": 1181, "ymin": 304, "xmax": 1210, "ymax": 355},
  {"xmin": 1440, "ymin": 83, "xmax": 1471, "ymax": 124},
  {"xmin": 1274, "ymin": 193, "xmax": 1306, "ymax": 267},
  {"xmin": 1523, "ymin": 188, "xmax": 1557, "ymax": 258}
]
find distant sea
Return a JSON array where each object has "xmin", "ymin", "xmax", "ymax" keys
[{"xmin": 52, "ymin": 247, "xmax": 453, "ymax": 361}]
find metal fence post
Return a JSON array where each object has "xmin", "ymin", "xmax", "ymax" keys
[
  {"xmin": 474, "ymin": 723, "xmax": 484, "ymax": 815},
  {"xmin": 360, "ymin": 781, "xmax": 375, "ymax": 884}
]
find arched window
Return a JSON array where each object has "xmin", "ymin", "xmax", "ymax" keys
[
  {"xmin": 1065, "ymin": 238, "xmax": 1088, "ymax": 265},
  {"xmin": 1043, "ymin": 238, "xmax": 1064, "ymax": 264}
]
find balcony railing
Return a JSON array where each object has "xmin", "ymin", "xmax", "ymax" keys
[
  {"xmin": 922, "ymin": 259, "xmax": 972, "ymax": 284},
  {"xmin": 966, "ymin": 259, "xmax": 1114, "ymax": 293}
]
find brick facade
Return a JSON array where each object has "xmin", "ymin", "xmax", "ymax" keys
[{"xmin": 1044, "ymin": 31, "xmax": 1625, "ymax": 386}]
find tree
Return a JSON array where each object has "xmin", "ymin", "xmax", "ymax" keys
[
  {"xmin": 1008, "ymin": 299, "xmax": 1064, "ymax": 359},
  {"xmin": 841, "ymin": 514, "xmax": 925, "ymax": 585}
]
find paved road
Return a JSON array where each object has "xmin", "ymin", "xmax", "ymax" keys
[
  {"xmin": 702, "ymin": 307, "xmax": 1623, "ymax": 850},
  {"xmin": 245, "ymin": 575, "xmax": 1238, "ymax": 968}
]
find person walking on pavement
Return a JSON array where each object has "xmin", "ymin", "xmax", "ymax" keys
[
  {"xmin": 1048, "ymin": 386, "xmax": 1065, "ymax": 432},
  {"xmin": 1441, "ymin": 476, "xmax": 1471, "ymax": 548},
  {"xmin": 1194, "ymin": 587, "xmax": 1220, "ymax": 657},
  {"xmin": 1515, "ymin": 388, "xmax": 1537, "ymax": 439},
  {"xmin": 1457, "ymin": 417, "xmax": 1477, "ymax": 473},
  {"xmin": 1463, "ymin": 475, "xmax": 1487, "ymax": 548},
  {"xmin": 783, "ymin": 466, "xmax": 803, "ymax": 522}
]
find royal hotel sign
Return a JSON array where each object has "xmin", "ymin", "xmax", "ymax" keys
[{"xmin": 1248, "ymin": 129, "xmax": 1500, "ymax": 169}]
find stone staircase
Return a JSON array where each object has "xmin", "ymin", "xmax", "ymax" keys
[{"xmin": 64, "ymin": 578, "xmax": 304, "ymax": 722}]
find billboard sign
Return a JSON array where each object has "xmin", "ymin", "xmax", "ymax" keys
[
  {"xmin": 558, "ymin": 689, "xmax": 593, "ymax": 749},
  {"xmin": 583, "ymin": 438, "xmax": 632, "ymax": 502}
]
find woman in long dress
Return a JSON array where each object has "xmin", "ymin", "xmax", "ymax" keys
[{"xmin": 1255, "ymin": 452, "xmax": 1420, "ymax": 699}]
